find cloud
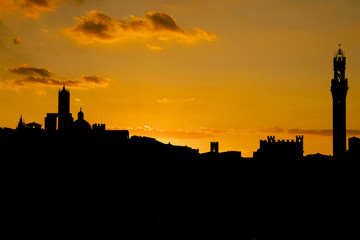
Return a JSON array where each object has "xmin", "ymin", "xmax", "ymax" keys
[
  {"xmin": 288, "ymin": 128, "xmax": 360, "ymax": 136},
  {"xmin": 248, "ymin": 127, "xmax": 286, "ymax": 134},
  {"xmin": 2, "ymin": 64, "xmax": 110, "ymax": 89},
  {"xmin": 348, "ymin": 130, "xmax": 360, "ymax": 136},
  {"xmin": 114, "ymin": 126, "xmax": 360, "ymax": 144},
  {"xmin": 11, "ymin": 75, "xmax": 62, "ymax": 87},
  {"xmin": 66, "ymin": 75, "xmax": 110, "ymax": 88},
  {"xmin": 113, "ymin": 126, "xmax": 227, "ymax": 140},
  {"xmin": 6, "ymin": 64, "xmax": 52, "ymax": 77},
  {"xmin": 1, "ymin": 75, "xmax": 109, "ymax": 89},
  {"xmin": 146, "ymin": 44, "xmax": 163, "ymax": 51},
  {"xmin": 65, "ymin": 10, "xmax": 216, "ymax": 45},
  {"xmin": 0, "ymin": 0, "xmax": 85, "ymax": 18},
  {"xmin": 156, "ymin": 97, "xmax": 195, "ymax": 104},
  {"xmin": 9, "ymin": 37, "xmax": 22, "ymax": 44},
  {"xmin": 0, "ymin": 0, "xmax": 57, "ymax": 18},
  {"xmin": 288, "ymin": 128, "xmax": 332, "ymax": 136},
  {"xmin": 243, "ymin": 127, "xmax": 359, "ymax": 137},
  {"xmin": 124, "ymin": 126, "xmax": 286, "ymax": 140}
]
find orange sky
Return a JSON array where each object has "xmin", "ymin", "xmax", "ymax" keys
[{"xmin": 1, "ymin": 0, "xmax": 359, "ymax": 156}]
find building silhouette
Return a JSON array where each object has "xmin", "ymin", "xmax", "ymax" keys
[
  {"xmin": 44, "ymin": 84, "xmax": 74, "ymax": 136},
  {"xmin": 253, "ymin": 136, "xmax": 304, "ymax": 160},
  {"xmin": 73, "ymin": 108, "xmax": 92, "ymax": 136},
  {"xmin": 16, "ymin": 115, "xmax": 25, "ymax": 130},
  {"xmin": 210, "ymin": 142, "xmax": 219, "ymax": 153},
  {"xmin": 0, "ymin": 85, "xmax": 201, "ymax": 162},
  {"xmin": 348, "ymin": 136, "xmax": 360, "ymax": 160},
  {"xmin": 57, "ymin": 85, "xmax": 74, "ymax": 135},
  {"xmin": 200, "ymin": 142, "xmax": 242, "ymax": 160},
  {"xmin": 331, "ymin": 47, "xmax": 349, "ymax": 159}
]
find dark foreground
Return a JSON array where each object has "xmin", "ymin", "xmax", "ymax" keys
[
  {"xmin": 2, "ymin": 156, "xmax": 359, "ymax": 239},
  {"xmin": 0, "ymin": 136, "xmax": 357, "ymax": 238}
]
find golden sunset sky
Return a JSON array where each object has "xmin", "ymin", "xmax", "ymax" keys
[{"xmin": 1, "ymin": 0, "xmax": 359, "ymax": 156}]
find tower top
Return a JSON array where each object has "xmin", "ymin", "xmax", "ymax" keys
[
  {"xmin": 331, "ymin": 45, "xmax": 349, "ymax": 159},
  {"xmin": 59, "ymin": 83, "xmax": 69, "ymax": 94},
  {"xmin": 335, "ymin": 44, "xmax": 345, "ymax": 58}
]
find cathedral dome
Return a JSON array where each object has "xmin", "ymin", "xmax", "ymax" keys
[{"xmin": 73, "ymin": 108, "xmax": 91, "ymax": 131}]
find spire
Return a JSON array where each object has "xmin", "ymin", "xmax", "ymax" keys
[
  {"xmin": 17, "ymin": 115, "xmax": 25, "ymax": 130},
  {"xmin": 336, "ymin": 43, "xmax": 345, "ymax": 58},
  {"xmin": 60, "ymin": 82, "xmax": 69, "ymax": 94}
]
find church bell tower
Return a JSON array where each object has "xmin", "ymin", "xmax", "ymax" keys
[
  {"xmin": 331, "ymin": 46, "xmax": 349, "ymax": 159},
  {"xmin": 58, "ymin": 84, "xmax": 73, "ymax": 135}
]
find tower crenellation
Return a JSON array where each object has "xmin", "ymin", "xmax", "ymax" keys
[
  {"xmin": 267, "ymin": 136, "xmax": 275, "ymax": 143},
  {"xmin": 296, "ymin": 135, "xmax": 304, "ymax": 143}
]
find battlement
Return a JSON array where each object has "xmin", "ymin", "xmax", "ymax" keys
[
  {"xmin": 92, "ymin": 123, "xmax": 106, "ymax": 136},
  {"xmin": 267, "ymin": 136, "xmax": 275, "ymax": 142},
  {"xmin": 264, "ymin": 136, "xmax": 303, "ymax": 143},
  {"xmin": 255, "ymin": 136, "xmax": 304, "ymax": 160},
  {"xmin": 296, "ymin": 135, "xmax": 304, "ymax": 143}
]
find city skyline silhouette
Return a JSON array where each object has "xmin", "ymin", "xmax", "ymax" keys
[
  {"xmin": 1, "ymin": 0, "xmax": 360, "ymax": 235},
  {"xmin": 1, "ymin": 45, "xmax": 359, "ymax": 160},
  {"xmin": 1, "ymin": 1, "xmax": 360, "ymax": 157}
]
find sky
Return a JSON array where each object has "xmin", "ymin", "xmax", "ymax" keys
[{"xmin": 0, "ymin": 0, "xmax": 359, "ymax": 157}]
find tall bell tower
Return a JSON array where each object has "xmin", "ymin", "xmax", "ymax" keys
[
  {"xmin": 58, "ymin": 84, "xmax": 73, "ymax": 135},
  {"xmin": 331, "ymin": 46, "xmax": 349, "ymax": 159}
]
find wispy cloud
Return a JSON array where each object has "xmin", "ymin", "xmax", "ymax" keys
[
  {"xmin": 11, "ymin": 75, "xmax": 61, "ymax": 87},
  {"xmin": 288, "ymin": 128, "xmax": 360, "ymax": 136},
  {"xmin": 156, "ymin": 97, "xmax": 195, "ymax": 104},
  {"xmin": 2, "ymin": 64, "xmax": 110, "ymax": 89},
  {"xmin": 6, "ymin": 64, "xmax": 52, "ymax": 77},
  {"xmin": 0, "ymin": 0, "xmax": 86, "ymax": 18},
  {"xmin": 2, "ymin": 75, "xmax": 109, "ymax": 89},
  {"xmin": 111, "ymin": 126, "xmax": 228, "ymax": 140},
  {"xmin": 0, "ymin": 0, "xmax": 57, "ymax": 18},
  {"xmin": 247, "ymin": 126, "xmax": 285, "ymax": 134},
  {"xmin": 66, "ymin": 75, "xmax": 110, "ymax": 88},
  {"xmin": 65, "ymin": 10, "xmax": 216, "ymax": 45},
  {"xmin": 115, "ymin": 126, "xmax": 360, "ymax": 141},
  {"xmin": 146, "ymin": 44, "xmax": 164, "ymax": 51},
  {"xmin": 288, "ymin": 128, "xmax": 332, "ymax": 136}
]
